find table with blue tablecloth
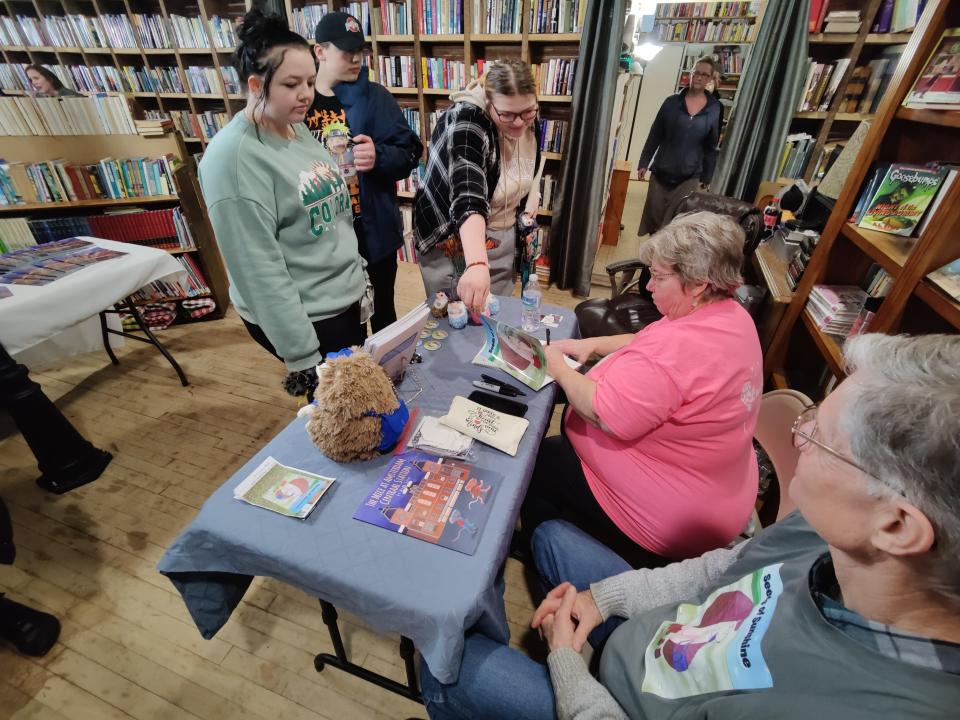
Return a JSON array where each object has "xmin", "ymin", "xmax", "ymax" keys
[{"xmin": 157, "ymin": 298, "xmax": 576, "ymax": 694}]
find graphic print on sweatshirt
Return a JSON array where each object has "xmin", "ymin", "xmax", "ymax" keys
[
  {"xmin": 298, "ymin": 161, "xmax": 350, "ymax": 238},
  {"xmin": 642, "ymin": 563, "xmax": 783, "ymax": 699}
]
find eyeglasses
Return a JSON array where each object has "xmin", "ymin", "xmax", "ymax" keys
[
  {"xmin": 791, "ymin": 404, "xmax": 870, "ymax": 475},
  {"xmin": 692, "ymin": 71, "xmax": 713, "ymax": 79},
  {"xmin": 489, "ymin": 104, "xmax": 539, "ymax": 124},
  {"xmin": 648, "ymin": 271, "xmax": 677, "ymax": 284}
]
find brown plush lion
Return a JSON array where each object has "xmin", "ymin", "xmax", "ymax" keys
[{"xmin": 305, "ymin": 349, "xmax": 406, "ymax": 462}]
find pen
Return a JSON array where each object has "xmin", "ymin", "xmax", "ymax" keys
[
  {"xmin": 480, "ymin": 373, "xmax": 527, "ymax": 397},
  {"xmin": 473, "ymin": 380, "xmax": 522, "ymax": 397},
  {"xmin": 546, "ymin": 328, "xmax": 551, "ymax": 346}
]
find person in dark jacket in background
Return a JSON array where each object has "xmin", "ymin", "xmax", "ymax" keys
[
  {"xmin": 636, "ymin": 56, "xmax": 721, "ymax": 236},
  {"xmin": 307, "ymin": 11, "xmax": 423, "ymax": 332}
]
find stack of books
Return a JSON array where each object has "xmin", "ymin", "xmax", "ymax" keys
[
  {"xmin": 806, "ymin": 285, "xmax": 868, "ymax": 336},
  {"xmin": 130, "ymin": 254, "xmax": 210, "ymax": 302},
  {"xmin": 822, "ymin": 10, "xmax": 861, "ymax": 33},
  {"xmin": 378, "ymin": 55, "xmax": 417, "ymax": 88},
  {"xmin": 538, "ymin": 119, "xmax": 568, "ymax": 153},
  {"xmin": 533, "ymin": 58, "xmax": 577, "ymax": 96}
]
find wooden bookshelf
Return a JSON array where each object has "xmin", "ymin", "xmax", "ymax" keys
[
  {"xmin": 0, "ymin": 129, "xmax": 230, "ymax": 327},
  {"xmin": 764, "ymin": 0, "xmax": 960, "ymax": 395},
  {"xmin": 786, "ymin": 0, "xmax": 917, "ymax": 183}
]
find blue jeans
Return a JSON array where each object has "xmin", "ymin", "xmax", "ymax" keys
[{"xmin": 420, "ymin": 520, "xmax": 632, "ymax": 719}]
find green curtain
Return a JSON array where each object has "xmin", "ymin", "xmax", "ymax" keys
[
  {"xmin": 711, "ymin": 0, "xmax": 810, "ymax": 202},
  {"xmin": 549, "ymin": 0, "xmax": 627, "ymax": 297}
]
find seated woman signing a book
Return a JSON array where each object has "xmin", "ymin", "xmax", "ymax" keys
[
  {"xmin": 520, "ymin": 212, "xmax": 763, "ymax": 566},
  {"xmin": 198, "ymin": 9, "xmax": 368, "ymax": 398}
]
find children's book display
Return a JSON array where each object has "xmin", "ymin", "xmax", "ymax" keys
[
  {"xmin": 856, "ymin": 164, "xmax": 949, "ymax": 236},
  {"xmin": 233, "ymin": 456, "xmax": 335, "ymax": 519},
  {"xmin": 903, "ymin": 28, "xmax": 960, "ymax": 110},
  {"xmin": 353, "ymin": 450, "xmax": 498, "ymax": 556},
  {"xmin": 0, "ymin": 237, "xmax": 126, "ymax": 285}
]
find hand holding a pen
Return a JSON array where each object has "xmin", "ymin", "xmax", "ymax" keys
[{"xmin": 546, "ymin": 338, "xmax": 597, "ymax": 364}]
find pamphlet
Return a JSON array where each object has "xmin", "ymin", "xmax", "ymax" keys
[
  {"xmin": 363, "ymin": 301, "xmax": 431, "ymax": 382},
  {"xmin": 0, "ymin": 237, "xmax": 127, "ymax": 286},
  {"xmin": 353, "ymin": 450, "xmax": 498, "ymax": 555},
  {"xmin": 472, "ymin": 316, "xmax": 549, "ymax": 390},
  {"xmin": 233, "ymin": 456, "xmax": 335, "ymax": 519}
]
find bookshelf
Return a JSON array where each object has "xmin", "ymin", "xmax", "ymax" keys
[
  {"xmin": 764, "ymin": 0, "xmax": 960, "ymax": 396},
  {"xmin": 783, "ymin": 0, "xmax": 919, "ymax": 184},
  {"xmin": 0, "ymin": 127, "xmax": 230, "ymax": 327}
]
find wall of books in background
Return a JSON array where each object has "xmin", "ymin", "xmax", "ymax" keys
[
  {"xmin": 653, "ymin": 3, "xmax": 764, "ymax": 140},
  {"xmin": 763, "ymin": 0, "xmax": 960, "ymax": 396},
  {"xmin": 779, "ymin": 0, "xmax": 921, "ymax": 184}
]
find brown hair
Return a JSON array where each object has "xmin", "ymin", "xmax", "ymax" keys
[
  {"xmin": 25, "ymin": 64, "xmax": 64, "ymax": 91},
  {"xmin": 695, "ymin": 56, "xmax": 718, "ymax": 73},
  {"xmin": 481, "ymin": 58, "xmax": 536, "ymax": 99}
]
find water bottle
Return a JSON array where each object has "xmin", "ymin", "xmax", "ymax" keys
[{"xmin": 521, "ymin": 276, "xmax": 543, "ymax": 332}]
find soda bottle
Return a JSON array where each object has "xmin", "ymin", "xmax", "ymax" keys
[
  {"xmin": 763, "ymin": 197, "xmax": 781, "ymax": 232},
  {"xmin": 521, "ymin": 276, "xmax": 543, "ymax": 332}
]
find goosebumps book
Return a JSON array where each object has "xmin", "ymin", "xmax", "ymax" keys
[
  {"xmin": 858, "ymin": 164, "xmax": 948, "ymax": 236},
  {"xmin": 353, "ymin": 450, "xmax": 498, "ymax": 555}
]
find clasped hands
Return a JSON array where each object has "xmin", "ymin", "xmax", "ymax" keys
[{"xmin": 531, "ymin": 582, "xmax": 603, "ymax": 653}]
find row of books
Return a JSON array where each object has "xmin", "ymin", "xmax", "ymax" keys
[
  {"xmin": 783, "ymin": 230, "xmax": 820, "ymax": 291},
  {"xmin": 163, "ymin": 109, "xmax": 227, "ymax": 141},
  {"xmin": 417, "ymin": 0, "xmax": 464, "ymax": 35},
  {"xmin": 474, "ymin": 0, "xmax": 522, "ymax": 34},
  {"xmin": 293, "ymin": 4, "xmax": 330, "ymax": 40},
  {"xmin": 0, "ymin": 155, "xmax": 178, "ymax": 206},
  {"xmin": 539, "ymin": 173, "xmax": 557, "ymax": 211},
  {"xmin": 654, "ymin": 18, "xmax": 757, "ymax": 43},
  {"xmin": 797, "ymin": 59, "xmax": 848, "ymax": 112},
  {"xmin": 0, "ymin": 94, "xmax": 137, "ymax": 136},
  {"xmin": 656, "ymin": 2, "xmax": 758, "ymax": 19},
  {"xmin": 851, "ymin": 162, "xmax": 956, "ymax": 238},
  {"xmin": 378, "ymin": 55, "xmax": 418, "ymax": 88},
  {"xmin": 538, "ymin": 119, "xmax": 568, "ymax": 153},
  {"xmin": 0, "ymin": 206, "xmax": 193, "ymax": 251},
  {"xmin": 422, "ymin": 58, "xmax": 466, "ymax": 90},
  {"xmin": 400, "ymin": 106, "xmax": 421, "ymax": 136},
  {"xmin": 397, "ymin": 204, "xmax": 416, "ymax": 262},
  {"xmin": 0, "ymin": 218, "xmax": 36, "ymax": 254},
  {"xmin": 130, "ymin": 254, "xmax": 210, "ymax": 303},
  {"xmin": 397, "ymin": 162, "xmax": 425, "ymax": 194},
  {"xmin": 183, "ymin": 65, "xmax": 241, "ymax": 96},
  {"xmin": 533, "ymin": 58, "xmax": 576, "ymax": 96},
  {"xmin": 808, "ymin": 139, "xmax": 844, "ymax": 183},
  {"xmin": 777, "ymin": 133, "xmax": 816, "ymax": 179},
  {"xmin": 345, "ymin": 2, "xmax": 373, "ymax": 34},
  {"xmin": 682, "ymin": 46, "xmax": 746, "ymax": 75},
  {"xmin": 809, "ymin": 0, "xmax": 924, "ymax": 35},
  {"xmin": 376, "ymin": 1, "xmax": 413, "ymax": 35},
  {"xmin": 529, "ymin": 0, "xmax": 585, "ymax": 34},
  {"xmin": 806, "ymin": 284, "xmax": 869, "ymax": 336},
  {"xmin": 902, "ymin": 27, "xmax": 960, "ymax": 111}
]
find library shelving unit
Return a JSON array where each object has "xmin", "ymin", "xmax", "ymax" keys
[
  {"xmin": 0, "ymin": 126, "xmax": 230, "ymax": 325},
  {"xmin": 653, "ymin": 2, "xmax": 766, "ymax": 133},
  {"xmin": 281, "ymin": 0, "xmax": 586, "ymax": 250},
  {"xmin": 0, "ymin": 0, "xmax": 251, "ymax": 150},
  {"xmin": 763, "ymin": 0, "xmax": 960, "ymax": 396},
  {"xmin": 784, "ymin": 0, "xmax": 915, "ymax": 183}
]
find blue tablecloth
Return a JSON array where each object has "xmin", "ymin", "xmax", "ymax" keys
[{"xmin": 157, "ymin": 298, "xmax": 576, "ymax": 684}]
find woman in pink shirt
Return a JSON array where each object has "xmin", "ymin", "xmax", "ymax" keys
[{"xmin": 521, "ymin": 212, "xmax": 762, "ymax": 566}]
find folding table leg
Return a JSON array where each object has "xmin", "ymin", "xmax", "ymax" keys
[
  {"xmin": 99, "ymin": 299, "xmax": 189, "ymax": 386},
  {"xmin": 314, "ymin": 599, "xmax": 423, "ymax": 704}
]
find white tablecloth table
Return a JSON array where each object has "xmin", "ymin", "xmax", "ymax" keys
[{"xmin": 0, "ymin": 237, "xmax": 186, "ymax": 370}]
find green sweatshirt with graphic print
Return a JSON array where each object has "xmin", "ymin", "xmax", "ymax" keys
[{"xmin": 198, "ymin": 111, "xmax": 365, "ymax": 371}]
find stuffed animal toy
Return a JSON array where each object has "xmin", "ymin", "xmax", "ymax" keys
[{"xmin": 304, "ymin": 348, "xmax": 409, "ymax": 462}]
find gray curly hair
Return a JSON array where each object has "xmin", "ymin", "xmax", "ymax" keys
[{"xmin": 637, "ymin": 211, "xmax": 744, "ymax": 301}]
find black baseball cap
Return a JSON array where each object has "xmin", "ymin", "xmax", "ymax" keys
[{"xmin": 315, "ymin": 12, "xmax": 365, "ymax": 51}]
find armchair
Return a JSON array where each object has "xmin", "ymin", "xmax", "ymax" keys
[{"xmin": 575, "ymin": 192, "xmax": 765, "ymax": 339}]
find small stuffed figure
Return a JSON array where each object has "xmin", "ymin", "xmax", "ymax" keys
[
  {"xmin": 304, "ymin": 348, "xmax": 409, "ymax": 462},
  {"xmin": 431, "ymin": 291, "xmax": 449, "ymax": 318}
]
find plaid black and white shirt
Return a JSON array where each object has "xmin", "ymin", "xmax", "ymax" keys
[
  {"xmin": 413, "ymin": 102, "xmax": 541, "ymax": 256},
  {"xmin": 811, "ymin": 554, "xmax": 960, "ymax": 674}
]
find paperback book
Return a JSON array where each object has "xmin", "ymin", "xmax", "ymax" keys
[
  {"xmin": 363, "ymin": 301, "xmax": 431, "ymax": 382},
  {"xmin": 857, "ymin": 164, "xmax": 948, "ymax": 236},
  {"xmin": 903, "ymin": 27, "xmax": 960, "ymax": 110},
  {"xmin": 928, "ymin": 258, "xmax": 960, "ymax": 301},
  {"xmin": 233, "ymin": 456, "xmax": 335, "ymax": 519},
  {"xmin": 353, "ymin": 450, "xmax": 497, "ymax": 555},
  {"xmin": 472, "ymin": 316, "xmax": 548, "ymax": 391}
]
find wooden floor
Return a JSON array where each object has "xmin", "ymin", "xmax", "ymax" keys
[{"xmin": 0, "ymin": 262, "xmax": 589, "ymax": 720}]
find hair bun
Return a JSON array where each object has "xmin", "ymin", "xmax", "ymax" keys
[{"xmin": 236, "ymin": 7, "xmax": 289, "ymax": 45}]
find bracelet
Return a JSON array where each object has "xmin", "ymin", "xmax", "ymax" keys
[{"xmin": 465, "ymin": 260, "xmax": 489, "ymax": 271}]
